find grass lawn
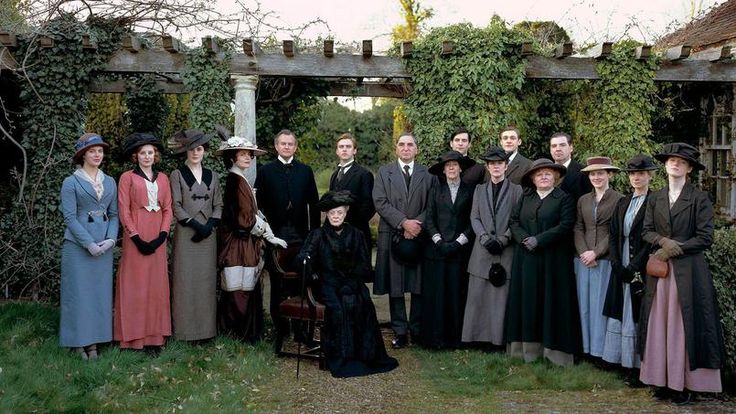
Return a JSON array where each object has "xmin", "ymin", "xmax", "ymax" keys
[{"xmin": 2, "ymin": 302, "xmax": 730, "ymax": 413}]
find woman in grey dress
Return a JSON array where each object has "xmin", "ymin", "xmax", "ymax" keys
[
  {"xmin": 59, "ymin": 133, "xmax": 119, "ymax": 359},
  {"xmin": 462, "ymin": 147, "xmax": 522, "ymax": 349},
  {"xmin": 169, "ymin": 130, "xmax": 223, "ymax": 342}
]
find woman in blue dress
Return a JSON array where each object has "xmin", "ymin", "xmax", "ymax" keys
[{"xmin": 59, "ymin": 133, "xmax": 119, "ymax": 360}]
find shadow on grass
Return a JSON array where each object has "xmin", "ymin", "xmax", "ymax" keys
[{"xmin": 0, "ymin": 302, "xmax": 279, "ymax": 412}]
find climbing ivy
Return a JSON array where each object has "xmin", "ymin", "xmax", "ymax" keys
[
  {"xmin": 404, "ymin": 18, "xmax": 529, "ymax": 163},
  {"xmin": 0, "ymin": 14, "xmax": 125, "ymax": 299},
  {"xmin": 182, "ymin": 42, "xmax": 233, "ymax": 134}
]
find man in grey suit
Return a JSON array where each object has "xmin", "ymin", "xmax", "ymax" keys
[
  {"xmin": 500, "ymin": 126, "xmax": 532, "ymax": 185},
  {"xmin": 373, "ymin": 133, "xmax": 433, "ymax": 348}
]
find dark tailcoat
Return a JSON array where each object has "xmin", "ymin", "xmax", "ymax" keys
[
  {"xmin": 505, "ymin": 153, "xmax": 533, "ymax": 186},
  {"xmin": 603, "ymin": 192, "xmax": 651, "ymax": 322},
  {"xmin": 461, "ymin": 162, "xmax": 487, "ymax": 187},
  {"xmin": 639, "ymin": 183, "xmax": 725, "ymax": 370},
  {"xmin": 255, "ymin": 159, "xmax": 320, "ymax": 240},
  {"xmin": 559, "ymin": 159, "xmax": 592, "ymax": 202},
  {"xmin": 372, "ymin": 161, "xmax": 432, "ymax": 297},
  {"xmin": 329, "ymin": 162, "xmax": 375, "ymax": 248},
  {"xmin": 507, "ymin": 187, "xmax": 581, "ymax": 354}
]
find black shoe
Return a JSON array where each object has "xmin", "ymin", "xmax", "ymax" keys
[
  {"xmin": 653, "ymin": 387, "xmax": 673, "ymax": 401},
  {"xmin": 672, "ymin": 391, "xmax": 694, "ymax": 405},
  {"xmin": 391, "ymin": 335, "xmax": 408, "ymax": 349}
]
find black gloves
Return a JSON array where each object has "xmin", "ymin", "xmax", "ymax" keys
[
  {"xmin": 148, "ymin": 231, "xmax": 168, "ymax": 250},
  {"xmin": 438, "ymin": 241, "xmax": 461, "ymax": 256},
  {"xmin": 484, "ymin": 238, "xmax": 503, "ymax": 255},
  {"xmin": 131, "ymin": 235, "xmax": 155, "ymax": 255},
  {"xmin": 185, "ymin": 218, "xmax": 221, "ymax": 242}
]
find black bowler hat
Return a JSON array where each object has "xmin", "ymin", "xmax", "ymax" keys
[
  {"xmin": 428, "ymin": 151, "xmax": 476, "ymax": 175},
  {"xmin": 479, "ymin": 146, "xmax": 508, "ymax": 162},
  {"xmin": 623, "ymin": 154, "xmax": 658, "ymax": 172},
  {"xmin": 654, "ymin": 142, "xmax": 705, "ymax": 171},
  {"xmin": 521, "ymin": 158, "xmax": 567, "ymax": 188},
  {"xmin": 121, "ymin": 132, "xmax": 164, "ymax": 160},
  {"xmin": 391, "ymin": 233, "xmax": 422, "ymax": 266},
  {"xmin": 316, "ymin": 190, "xmax": 354, "ymax": 212}
]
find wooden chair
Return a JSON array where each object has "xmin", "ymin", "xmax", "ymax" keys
[{"xmin": 266, "ymin": 246, "xmax": 326, "ymax": 369}]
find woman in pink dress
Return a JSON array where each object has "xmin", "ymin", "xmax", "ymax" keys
[{"xmin": 114, "ymin": 133, "xmax": 173, "ymax": 352}]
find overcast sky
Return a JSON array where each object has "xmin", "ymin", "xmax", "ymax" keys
[{"xmin": 215, "ymin": 0, "xmax": 724, "ymax": 51}]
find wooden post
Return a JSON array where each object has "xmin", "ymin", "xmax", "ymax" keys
[
  {"xmin": 520, "ymin": 42, "xmax": 534, "ymax": 56},
  {"xmin": 555, "ymin": 43, "xmax": 573, "ymax": 58},
  {"xmin": 162, "ymin": 35, "xmax": 182, "ymax": 53},
  {"xmin": 283, "ymin": 40, "xmax": 295, "ymax": 57},
  {"xmin": 590, "ymin": 42, "xmax": 612, "ymax": 59},
  {"xmin": 202, "ymin": 36, "xmax": 220, "ymax": 54},
  {"xmin": 362, "ymin": 40, "xmax": 372, "ymax": 58},
  {"xmin": 665, "ymin": 45, "xmax": 691, "ymax": 61},
  {"xmin": 323, "ymin": 40, "xmax": 334, "ymax": 57},
  {"xmin": 441, "ymin": 40, "xmax": 454, "ymax": 56},
  {"xmin": 82, "ymin": 34, "xmax": 97, "ymax": 50},
  {"xmin": 39, "ymin": 36, "xmax": 54, "ymax": 48},
  {"xmin": 0, "ymin": 31, "xmax": 18, "ymax": 49},
  {"xmin": 401, "ymin": 41, "xmax": 412, "ymax": 58},
  {"xmin": 122, "ymin": 34, "xmax": 141, "ymax": 53},
  {"xmin": 243, "ymin": 38, "xmax": 261, "ymax": 56},
  {"xmin": 356, "ymin": 77, "xmax": 364, "ymax": 86},
  {"xmin": 711, "ymin": 46, "xmax": 732, "ymax": 62},
  {"xmin": 634, "ymin": 45, "xmax": 651, "ymax": 60}
]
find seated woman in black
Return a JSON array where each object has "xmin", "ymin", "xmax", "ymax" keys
[{"xmin": 299, "ymin": 191, "xmax": 399, "ymax": 378}]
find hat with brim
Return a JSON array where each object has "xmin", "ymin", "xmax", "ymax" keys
[
  {"xmin": 479, "ymin": 146, "xmax": 509, "ymax": 162},
  {"xmin": 215, "ymin": 136, "xmax": 267, "ymax": 157},
  {"xmin": 168, "ymin": 129, "xmax": 213, "ymax": 154},
  {"xmin": 73, "ymin": 133, "xmax": 109, "ymax": 165},
  {"xmin": 121, "ymin": 132, "xmax": 164, "ymax": 161},
  {"xmin": 581, "ymin": 156, "xmax": 620, "ymax": 173},
  {"xmin": 623, "ymin": 154, "xmax": 658, "ymax": 172},
  {"xmin": 391, "ymin": 234, "xmax": 422, "ymax": 266},
  {"xmin": 654, "ymin": 142, "xmax": 705, "ymax": 171},
  {"xmin": 521, "ymin": 158, "xmax": 567, "ymax": 188},
  {"xmin": 428, "ymin": 151, "xmax": 476, "ymax": 175},
  {"xmin": 316, "ymin": 190, "xmax": 354, "ymax": 212}
]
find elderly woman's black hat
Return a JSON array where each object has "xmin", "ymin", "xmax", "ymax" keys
[
  {"xmin": 428, "ymin": 150, "xmax": 476, "ymax": 175},
  {"xmin": 654, "ymin": 142, "xmax": 705, "ymax": 171},
  {"xmin": 316, "ymin": 190, "xmax": 355, "ymax": 212}
]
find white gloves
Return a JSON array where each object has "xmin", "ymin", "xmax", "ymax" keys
[
  {"xmin": 98, "ymin": 239, "xmax": 115, "ymax": 253},
  {"xmin": 262, "ymin": 222, "xmax": 287, "ymax": 248},
  {"xmin": 251, "ymin": 212, "xmax": 287, "ymax": 248},
  {"xmin": 250, "ymin": 215, "xmax": 267, "ymax": 237},
  {"xmin": 86, "ymin": 243, "xmax": 104, "ymax": 257}
]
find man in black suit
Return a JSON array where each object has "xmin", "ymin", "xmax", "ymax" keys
[
  {"xmin": 499, "ymin": 126, "xmax": 532, "ymax": 185},
  {"xmin": 255, "ymin": 129, "xmax": 320, "ymax": 338},
  {"xmin": 549, "ymin": 132, "xmax": 592, "ymax": 202},
  {"xmin": 448, "ymin": 127, "xmax": 486, "ymax": 186},
  {"xmin": 329, "ymin": 133, "xmax": 375, "ymax": 250}
]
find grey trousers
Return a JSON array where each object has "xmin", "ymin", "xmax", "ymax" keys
[{"xmin": 389, "ymin": 293, "xmax": 421, "ymax": 337}]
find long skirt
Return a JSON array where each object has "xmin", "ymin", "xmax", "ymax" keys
[
  {"xmin": 59, "ymin": 241, "xmax": 113, "ymax": 347},
  {"xmin": 418, "ymin": 258, "xmax": 468, "ymax": 349},
  {"xmin": 461, "ymin": 273, "xmax": 509, "ymax": 346},
  {"xmin": 602, "ymin": 283, "xmax": 640, "ymax": 368},
  {"xmin": 575, "ymin": 258, "xmax": 611, "ymax": 357},
  {"xmin": 218, "ymin": 281, "xmax": 264, "ymax": 344},
  {"xmin": 639, "ymin": 267, "xmax": 722, "ymax": 392}
]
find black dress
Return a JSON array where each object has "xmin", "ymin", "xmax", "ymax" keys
[{"xmin": 299, "ymin": 224, "xmax": 398, "ymax": 378}]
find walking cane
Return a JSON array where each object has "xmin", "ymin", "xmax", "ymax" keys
[{"xmin": 296, "ymin": 255, "xmax": 308, "ymax": 379}]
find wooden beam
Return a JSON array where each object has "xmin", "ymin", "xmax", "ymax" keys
[
  {"xmin": 39, "ymin": 36, "xmax": 54, "ymax": 48},
  {"xmin": 712, "ymin": 46, "xmax": 732, "ymax": 62},
  {"xmin": 634, "ymin": 45, "xmax": 651, "ymax": 60},
  {"xmin": 329, "ymin": 81, "xmax": 409, "ymax": 98},
  {"xmin": 441, "ymin": 40, "xmax": 454, "ymax": 56},
  {"xmin": 161, "ymin": 35, "xmax": 182, "ymax": 53},
  {"xmin": 283, "ymin": 40, "xmax": 295, "ymax": 57},
  {"xmin": 105, "ymin": 48, "xmax": 187, "ymax": 74},
  {"xmin": 202, "ymin": 37, "xmax": 220, "ymax": 54},
  {"xmin": 122, "ymin": 34, "xmax": 141, "ymax": 53},
  {"xmin": 362, "ymin": 40, "xmax": 372, "ymax": 58},
  {"xmin": 0, "ymin": 32, "xmax": 18, "ymax": 49},
  {"xmin": 590, "ymin": 42, "xmax": 612, "ymax": 59},
  {"xmin": 229, "ymin": 53, "xmax": 411, "ymax": 78},
  {"xmin": 82, "ymin": 34, "xmax": 97, "ymax": 50},
  {"xmin": 665, "ymin": 45, "xmax": 691, "ymax": 61},
  {"xmin": 243, "ymin": 38, "xmax": 261, "ymax": 56},
  {"xmin": 401, "ymin": 41, "xmax": 412, "ymax": 58},
  {"xmin": 520, "ymin": 42, "xmax": 534, "ymax": 56},
  {"xmin": 555, "ymin": 42, "xmax": 573, "ymax": 58},
  {"xmin": 323, "ymin": 40, "xmax": 334, "ymax": 57}
]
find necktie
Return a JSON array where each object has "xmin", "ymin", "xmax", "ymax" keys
[
  {"xmin": 403, "ymin": 165, "xmax": 411, "ymax": 189},
  {"xmin": 336, "ymin": 166, "xmax": 345, "ymax": 182}
]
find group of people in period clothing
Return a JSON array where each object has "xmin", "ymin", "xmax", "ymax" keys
[{"xmin": 59, "ymin": 125, "xmax": 726, "ymax": 399}]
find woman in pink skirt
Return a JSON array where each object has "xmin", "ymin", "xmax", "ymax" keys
[{"xmin": 639, "ymin": 143, "xmax": 725, "ymax": 405}]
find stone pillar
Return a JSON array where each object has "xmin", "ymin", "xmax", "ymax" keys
[{"xmin": 232, "ymin": 75, "xmax": 259, "ymax": 185}]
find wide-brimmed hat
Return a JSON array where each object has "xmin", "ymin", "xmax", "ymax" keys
[
  {"xmin": 121, "ymin": 132, "xmax": 163, "ymax": 160},
  {"xmin": 521, "ymin": 158, "xmax": 567, "ymax": 187},
  {"xmin": 581, "ymin": 156, "xmax": 620, "ymax": 173},
  {"xmin": 654, "ymin": 142, "xmax": 705, "ymax": 171},
  {"xmin": 479, "ymin": 146, "xmax": 509, "ymax": 162},
  {"xmin": 72, "ymin": 133, "xmax": 109, "ymax": 165},
  {"xmin": 168, "ymin": 129, "xmax": 213, "ymax": 154},
  {"xmin": 215, "ymin": 136, "xmax": 267, "ymax": 156},
  {"xmin": 623, "ymin": 154, "xmax": 658, "ymax": 172},
  {"xmin": 428, "ymin": 151, "xmax": 476, "ymax": 175},
  {"xmin": 316, "ymin": 190, "xmax": 354, "ymax": 212}
]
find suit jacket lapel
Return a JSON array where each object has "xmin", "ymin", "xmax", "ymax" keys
[
  {"xmin": 340, "ymin": 164, "xmax": 359, "ymax": 188},
  {"xmin": 388, "ymin": 162, "xmax": 407, "ymax": 197},
  {"xmin": 408, "ymin": 165, "xmax": 425, "ymax": 200},
  {"xmin": 670, "ymin": 183, "xmax": 694, "ymax": 219},
  {"xmin": 73, "ymin": 174, "xmax": 99, "ymax": 202}
]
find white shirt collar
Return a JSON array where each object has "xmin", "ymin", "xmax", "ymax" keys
[
  {"xmin": 278, "ymin": 156, "xmax": 294, "ymax": 164},
  {"xmin": 398, "ymin": 159, "xmax": 415, "ymax": 172},
  {"xmin": 339, "ymin": 158, "xmax": 355, "ymax": 168},
  {"xmin": 507, "ymin": 150, "xmax": 518, "ymax": 162},
  {"xmin": 563, "ymin": 158, "xmax": 572, "ymax": 168},
  {"xmin": 536, "ymin": 188, "xmax": 554, "ymax": 199}
]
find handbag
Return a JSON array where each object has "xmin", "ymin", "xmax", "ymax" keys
[
  {"xmin": 488, "ymin": 263, "xmax": 506, "ymax": 287},
  {"xmin": 646, "ymin": 255, "xmax": 669, "ymax": 278}
]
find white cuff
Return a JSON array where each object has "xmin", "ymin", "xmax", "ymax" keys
[
  {"xmin": 456, "ymin": 234, "xmax": 469, "ymax": 245},
  {"xmin": 432, "ymin": 233, "xmax": 442, "ymax": 244}
]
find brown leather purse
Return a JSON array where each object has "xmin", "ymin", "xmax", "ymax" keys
[{"xmin": 646, "ymin": 255, "xmax": 669, "ymax": 278}]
